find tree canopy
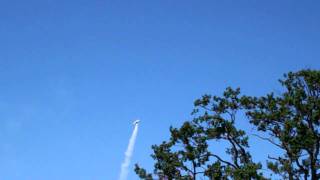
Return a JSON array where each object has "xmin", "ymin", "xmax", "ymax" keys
[{"xmin": 135, "ymin": 69, "xmax": 320, "ymax": 180}]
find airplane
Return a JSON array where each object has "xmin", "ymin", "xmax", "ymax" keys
[{"xmin": 133, "ymin": 120, "xmax": 140, "ymax": 125}]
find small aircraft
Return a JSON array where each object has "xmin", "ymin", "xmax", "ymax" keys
[{"xmin": 133, "ymin": 120, "xmax": 140, "ymax": 125}]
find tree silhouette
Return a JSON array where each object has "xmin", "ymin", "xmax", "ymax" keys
[{"xmin": 135, "ymin": 69, "xmax": 320, "ymax": 180}]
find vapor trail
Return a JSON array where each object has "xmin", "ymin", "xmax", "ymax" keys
[{"xmin": 119, "ymin": 122, "xmax": 139, "ymax": 180}]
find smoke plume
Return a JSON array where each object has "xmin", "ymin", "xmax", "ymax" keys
[{"xmin": 119, "ymin": 122, "xmax": 139, "ymax": 180}]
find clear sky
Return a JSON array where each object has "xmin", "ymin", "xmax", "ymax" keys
[{"xmin": 0, "ymin": 1, "xmax": 320, "ymax": 179}]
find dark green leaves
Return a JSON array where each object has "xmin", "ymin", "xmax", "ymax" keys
[{"xmin": 135, "ymin": 69, "xmax": 320, "ymax": 180}]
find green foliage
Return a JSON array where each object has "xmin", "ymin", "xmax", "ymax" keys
[
  {"xmin": 135, "ymin": 69, "xmax": 320, "ymax": 180},
  {"xmin": 135, "ymin": 164, "xmax": 153, "ymax": 180},
  {"xmin": 244, "ymin": 69, "xmax": 320, "ymax": 180}
]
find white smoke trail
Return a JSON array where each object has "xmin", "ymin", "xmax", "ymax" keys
[{"xmin": 119, "ymin": 122, "xmax": 139, "ymax": 180}]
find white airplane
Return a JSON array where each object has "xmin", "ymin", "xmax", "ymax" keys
[{"xmin": 133, "ymin": 120, "xmax": 140, "ymax": 125}]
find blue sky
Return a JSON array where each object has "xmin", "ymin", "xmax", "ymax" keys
[{"xmin": 0, "ymin": 0, "xmax": 320, "ymax": 179}]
